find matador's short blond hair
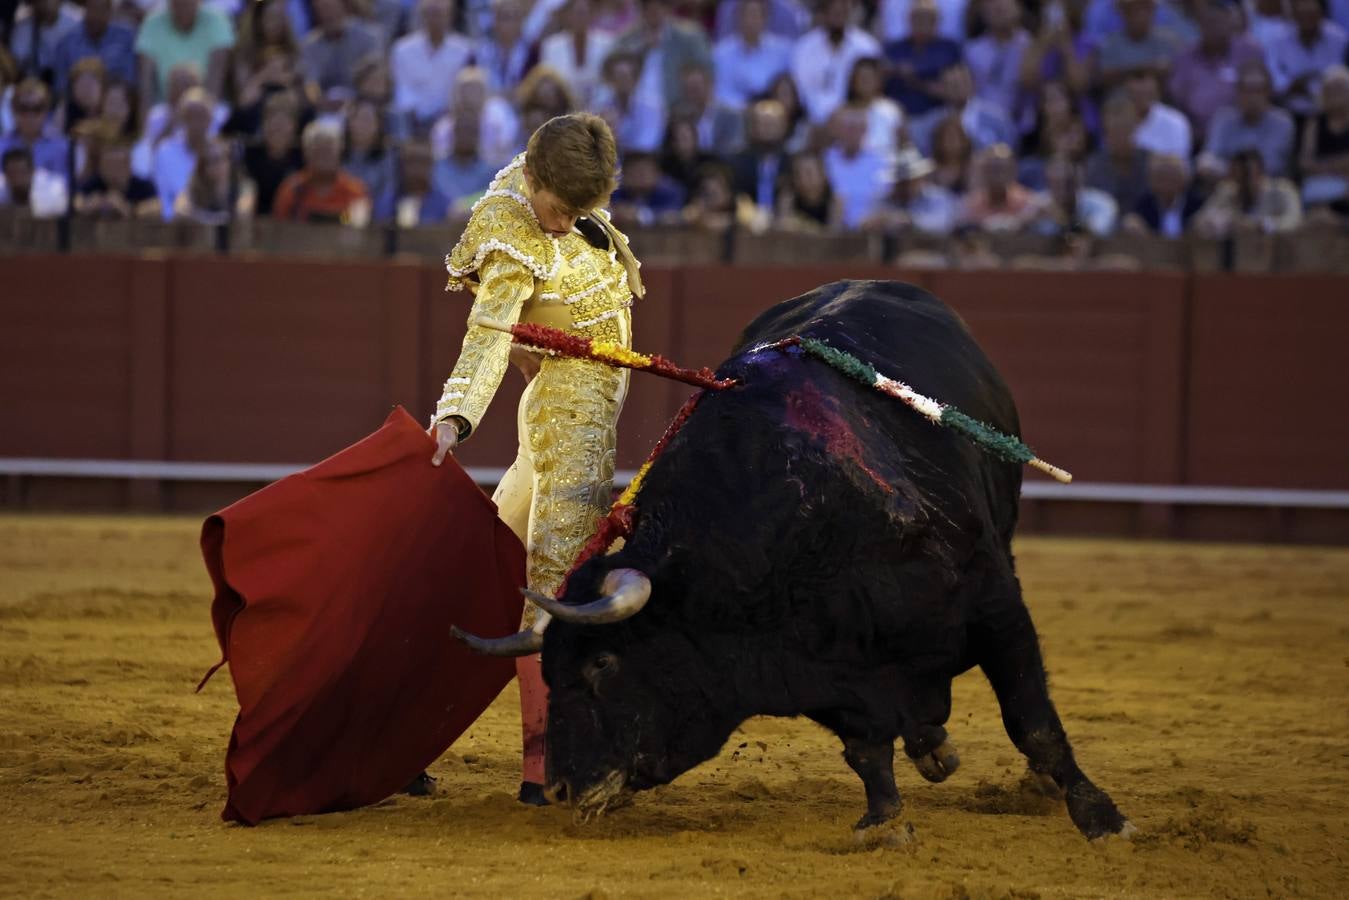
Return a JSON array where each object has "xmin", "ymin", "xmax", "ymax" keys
[{"xmin": 525, "ymin": 113, "xmax": 618, "ymax": 215}]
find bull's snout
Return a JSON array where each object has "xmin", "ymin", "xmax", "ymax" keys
[{"xmin": 543, "ymin": 779, "xmax": 571, "ymax": 806}]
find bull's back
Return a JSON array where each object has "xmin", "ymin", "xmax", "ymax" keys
[{"xmin": 729, "ymin": 280, "xmax": 1023, "ymax": 545}]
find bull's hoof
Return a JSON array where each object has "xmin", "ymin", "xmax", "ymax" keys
[
  {"xmin": 1066, "ymin": 781, "xmax": 1130, "ymax": 840},
  {"xmin": 853, "ymin": 816, "xmax": 917, "ymax": 849},
  {"xmin": 1091, "ymin": 820, "xmax": 1138, "ymax": 845},
  {"xmin": 517, "ymin": 782, "xmax": 550, "ymax": 807},
  {"xmin": 912, "ymin": 741, "xmax": 961, "ymax": 783}
]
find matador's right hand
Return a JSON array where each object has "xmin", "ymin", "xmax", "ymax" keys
[{"xmin": 430, "ymin": 422, "xmax": 459, "ymax": 466}]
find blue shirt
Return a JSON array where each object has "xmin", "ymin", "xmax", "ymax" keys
[
  {"xmin": 433, "ymin": 156, "xmax": 496, "ymax": 206},
  {"xmin": 712, "ymin": 33, "xmax": 793, "ymax": 109},
  {"xmin": 883, "ymin": 36, "xmax": 963, "ymax": 116},
  {"xmin": 52, "ymin": 22, "xmax": 138, "ymax": 94},
  {"xmin": 375, "ymin": 186, "xmax": 452, "ymax": 225},
  {"xmin": 0, "ymin": 132, "xmax": 71, "ymax": 175}
]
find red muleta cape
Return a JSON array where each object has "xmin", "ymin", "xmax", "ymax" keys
[{"xmin": 199, "ymin": 406, "xmax": 525, "ymax": 825}]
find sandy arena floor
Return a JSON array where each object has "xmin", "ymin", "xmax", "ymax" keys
[{"xmin": 0, "ymin": 515, "xmax": 1345, "ymax": 899}]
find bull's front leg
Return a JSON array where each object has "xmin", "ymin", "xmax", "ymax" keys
[
  {"xmin": 840, "ymin": 736, "xmax": 917, "ymax": 847},
  {"xmin": 974, "ymin": 595, "xmax": 1133, "ymax": 842}
]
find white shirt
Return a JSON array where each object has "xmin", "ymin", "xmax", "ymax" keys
[
  {"xmin": 790, "ymin": 27, "xmax": 882, "ymax": 124},
  {"xmin": 1133, "ymin": 102, "xmax": 1193, "ymax": 159},
  {"xmin": 538, "ymin": 30, "xmax": 615, "ymax": 106},
  {"xmin": 824, "ymin": 145, "xmax": 894, "ymax": 228},
  {"xmin": 712, "ymin": 32, "xmax": 793, "ymax": 109},
  {"xmin": 391, "ymin": 30, "xmax": 474, "ymax": 123},
  {"xmin": 863, "ymin": 98, "xmax": 905, "ymax": 155},
  {"xmin": 877, "ymin": 0, "xmax": 968, "ymax": 42},
  {"xmin": 131, "ymin": 101, "xmax": 228, "ymax": 178},
  {"xmin": 430, "ymin": 97, "xmax": 520, "ymax": 166},
  {"xmin": 0, "ymin": 166, "xmax": 69, "ymax": 217}
]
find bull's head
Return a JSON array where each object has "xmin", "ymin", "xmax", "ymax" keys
[{"xmin": 453, "ymin": 557, "xmax": 744, "ymax": 822}]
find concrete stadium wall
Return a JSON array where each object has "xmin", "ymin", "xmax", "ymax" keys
[{"xmin": 2, "ymin": 254, "xmax": 1346, "ymax": 541}]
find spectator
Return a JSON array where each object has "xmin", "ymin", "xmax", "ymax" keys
[
  {"xmin": 1299, "ymin": 64, "xmax": 1349, "ymax": 211},
  {"xmin": 151, "ymin": 85, "xmax": 214, "ymax": 217},
  {"xmin": 660, "ymin": 114, "xmax": 715, "ymax": 192},
  {"xmin": 592, "ymin": 50, "xmax": 664, "ymax": 151},
  {"xmin": 609, "ymin": 150, "xmax": 685, "ymax": 225},
  {"xmin": 0, "ymin": 144, "xmax": 68, "ymax": 215},
  {"xmin": 1126, "ymin": 67, "xmax": 1192, "ymax": 157},
  {"xmin": 1032, "ymin": 153, "xmax": 1119, "ymax": 236},
  {"xmin": 592, "ymin": 0, "xmax": 639, "ymax": 35},
  {"xmin": 375, "ymin": 138, "xmax": 450, "ymax": 224},
  {"xmin": 959, "ymin": 142, "xmax": 1049, "ymax": 231},
  {"xmin": 1095, "ymin": 0, "xmax": 1186, "ymax": 88},
  {"xmin": 713, "ymin": 0, "xmax": 811, "ymax": 40},
  {"xmin": 1246, "ymin": 0, "xmax": 1294, "ymax": 50},
  {"xmin": 1019, "ymin": 81, "xmax": 1092, "ymax": 189},
  {"xmin": 1197, "ymin": 61, "xmax": 1295, "ymax": 178},
  {"xmin": 846, "ymin": 57, "xmax": 904, "ymax": 155},
  {"xmin": 475, "ymin": 0, "xmax": 533, "ymax": 94},
  {"xmin": 1122, "ymin": 151, "xmax": 1202, "ymax": 235},
  {"xmin": 62, "ymin": 57, "xmax": 107, "ymax": 134},
  {"xmin": 1, "ymin": 78, "xmax": 70, "ymax": 175},
  {"xmin": 132, "ymin": 63, "xmax": 226, "ymax": 177},
  {"xmin": 1265, "ymin": 0, "xmax": 1348, "ymax": 116},
  {"xmin": 762, "ymin": 71, "xmax": 812, "ymax": 152},
  {"xmin": 242, "ymin": 90, "xmax": 303, "ymax": 215},
  {"xmin": 727, "ymin": 97, "xmax": 789, "ymax": 211},
  {"xmin": 430, "ymin": 65, "xmax": 519, "ymax": 163},
  {"xmin": 861, "ymin": 145, "xmax": 959, "ymax": 235},
  {"xmin": 878, "ymin": 0, "xmax": 969, "ymax": 43},
  {"xmin": 74, "ymin": 134, "xmax": 159, "ymax": 218},
  {"xmin": 51, "ymin": 0, "xmax": 137, "ymax": 94},
  {"xmin": 1081, "ymin": 0, "xmax": 1197, "ymax": 47},
  {"xmin": 514, "ymin": 65, "xmax": 576, "ymax": 139},
  {"xmin": 364, "ymin": 0, "xmax": 409, "ymax": 49},
  {"xmin": 97, "ymin": 78, "xmax": 137, "ymax": 138},
  {"xmin": 174, "ymin": 136, "xmax": 254, "ymax": 222},
  {"xmin": 432, "ymin": 107, "xmax": 495, "ymax": 207},
  {"xmin": 343, "ymin": 97, "xmax": 394, "ymax": 203},
  {"xmin": 680, "ymin": 160, "xmax": 737, "ymax": 230},
  {"xmin": 965, "ymin": 0, "xmax": 1032, "ymax": 118},
  {"xmin": 790, "ymin": 0, "xmax": 880, "ymax": 124},
  {"xmin": 272, "ymin": 119, "xmax": 370, "ymax": 223},
  {"xmin": 230, "ymin": 0, "xmax": 302, "ymax": 121},
  {"xmin": 823, "ymin": 104, "xmax": 892, "ymax": 229},
  {"xmin": 1018, "ymin": 0, "xmax": 1094, "ymax": 100},
  {"xmin": 135, "ymin": 0, "xmax": 234, "ymax": 104},
  {"xmin": 674, "ymin": 62, "xmax": 743, "ymax": 154},
  {"xmin": 1168, "ymin": 0, "xmax": 1264, "ymax": 137},
  {"xmin": 539, "ymin": 0, "xmax": 616, "ymax": 105},
  {"xmin": 712, "ymin": 0, "xmax": 792, "ymax": 110},
  {"xmin": 8, "ymin": 0, "xmax": 82, "ymax": 81},
  {"xmin": 1085, "ymin": 91, "xmax": 1149, "ymax": 212},
  {"xmin": 908, "ymin": 62, "xmax": 1014, "ymax": 155},
  {"xmin": 882, "ymin": 0, "xmax": 963, "ymax": 118},
  {"xmin": 390, "ymin": 0, "xmax": 472, "ymax": 130},
  {"xmin": 775, "ymin": 149, "xmax": 839, "ymax": 229},
  {"xmin": 610, "ymin": 0, "xmax": 712, "ymax": 108},
  {"xmin": 300, "ymin": 0, "xmax": 381, "ymax": 101},
  {"xmin": 1194, "ymin": 148, "xmax": 1302, "ymax": 235},
  {"xmin": 930, "ymin": 112, "xmax": 974, "ymax": 192}
]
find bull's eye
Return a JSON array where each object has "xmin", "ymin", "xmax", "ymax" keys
[{"xmin": 583, "ymin": 651, "xmax": 620, "ymax": 691}]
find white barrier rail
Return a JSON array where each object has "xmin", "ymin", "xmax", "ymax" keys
[{"xmin": 2, "ymin": 458, "xmax": 1348, "ymax": 509}]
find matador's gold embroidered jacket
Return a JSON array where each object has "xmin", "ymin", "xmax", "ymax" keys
[
  {"xmin": 432, "ymin": 154, "xmax": 641, "ymax": 600},
  {"xmin": 432, "ymin": 154, "xmax": 641, "ymax": 438}
]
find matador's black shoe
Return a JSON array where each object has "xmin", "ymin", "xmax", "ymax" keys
[
  {"xmin": 517, "ymin": 781, "xmax": 550, "ymax": 806},
  {"xmin": 401, "ymin": 771, "xmax": 437, "ymax": 797}
]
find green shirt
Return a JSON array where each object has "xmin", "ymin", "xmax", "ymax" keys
[{"xmin": 135, "ymin": 7, "xmax": 235, "ymax": 97}]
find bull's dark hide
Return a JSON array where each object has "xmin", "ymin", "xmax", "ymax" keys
[{"xmin": 541, "ymin": 280, "xmax": 1130, "ymax": 842}]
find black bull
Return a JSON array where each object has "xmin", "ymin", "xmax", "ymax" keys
[{"xmin": 535, "ymin": 280, "xmax": 1131, "ymax": 841}]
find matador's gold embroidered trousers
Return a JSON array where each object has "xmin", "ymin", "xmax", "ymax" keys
[{"xmin": 492, "ymin": 356, "xmax": 629, "ymax": 784}]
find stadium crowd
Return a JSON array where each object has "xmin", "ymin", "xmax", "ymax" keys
[{"xmin": 1, "ymin": 0, "xmax": 1347, "ymax": 245}]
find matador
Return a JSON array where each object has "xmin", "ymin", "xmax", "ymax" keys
[{"xmin": 428, "ymin": 114, "xmax": 643, "ymax": 804}]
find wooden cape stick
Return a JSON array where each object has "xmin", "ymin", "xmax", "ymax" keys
[{"xmin": 469, "ymin": 317, "xmax": 1073, "ymax": 484}]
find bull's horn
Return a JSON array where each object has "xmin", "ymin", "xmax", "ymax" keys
[
  {"xmin": 451, "ymin": 611, "xmax": 551, "ymax": 657},
  {"xmin": 524, "ymin": 569, "xmax": 651, "ymax": 624}
]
